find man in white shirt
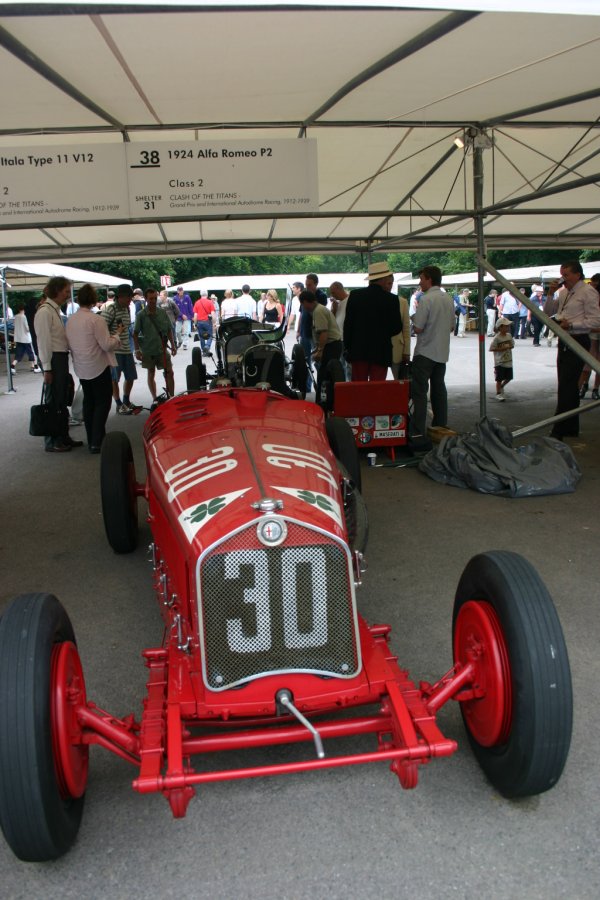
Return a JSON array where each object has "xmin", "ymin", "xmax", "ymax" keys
[
  {"xmin": 499, "ymin": 289, "xmax": 520, "ymax": 338},
  {"xmin": 550, "ymin": 261, "xmax": 600, "ymax": 439},
  {"xmin": 329, "ymin": 281, "xmax": 350, "ymax": 378},
  {"xmin": 410, "ymin": 265, "xmax": 456, "ymax": 444},
  {"xmin": 34, "ymin": 276, "xmax": 84, "ymax": 453},
  {"xmin": 237, "ymin": 284, "xmax": 257, "ymax": 319}
]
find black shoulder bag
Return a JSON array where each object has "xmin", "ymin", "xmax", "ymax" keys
[{"xmin": 29, "ymin": 383, "xmax": 69, "ymax": 437}]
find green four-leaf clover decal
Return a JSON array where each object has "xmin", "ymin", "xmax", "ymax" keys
[
  {"xmin": 297, "ymin": 490, "xmax": 334, "ymax": 512},
  {"xmin": 186, "ymin": 496, "xmax": 227, "ymax": 524}
]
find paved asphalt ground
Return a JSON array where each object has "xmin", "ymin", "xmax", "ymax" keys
[{"xmin": 1, "ymin": 330, "xmax": 599, "ymax": 899}]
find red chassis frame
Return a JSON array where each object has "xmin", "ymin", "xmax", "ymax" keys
[
  {"xmin": 47, "ymin": 390, "xmax": 514, "ymax": 822},
  {"xmin": 55, "ymin": 614, "xmax": 479, "ymax": 818}
]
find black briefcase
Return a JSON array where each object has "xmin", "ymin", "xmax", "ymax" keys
[{"xmin": 29, "ymin": 385, "xmax": 69, "ymax": 437}]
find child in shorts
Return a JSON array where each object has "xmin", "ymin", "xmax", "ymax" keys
[{"xmin": 489, "ymin": 316, "xmax": 514, "ymax": 401}]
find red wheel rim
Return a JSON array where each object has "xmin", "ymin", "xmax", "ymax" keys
[
  {"xmin": 51, "ymin": 641, "xmax": 89, "ymax": 799},
  {"xmin": 453, "ymin": 600, "xmax": 512, "ymax": 747}
]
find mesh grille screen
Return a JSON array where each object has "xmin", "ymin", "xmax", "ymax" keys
[{"xmin": 199, "ymin": 522, "xmax": 358, "ymax": 690}]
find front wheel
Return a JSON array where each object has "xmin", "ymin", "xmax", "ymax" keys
[
  {"xmin": 453, "ymin": 551, "xmax": 572, "ymax": 798},
  {"xmin": 0, "ymin": 593, "xmax": 87, "ymax": 861},
  {"xmin": 101, "ymin": 431, "xmax": 138, "ymax": 553}
]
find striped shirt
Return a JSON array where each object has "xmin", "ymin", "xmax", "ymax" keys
[{"xmin": 101, "ymin": 300, "xmax": 133, "ymax": 353}]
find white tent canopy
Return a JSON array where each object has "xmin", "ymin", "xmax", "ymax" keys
[
  {"xmin": 0, "ymin": 261, "xmax": 132, "ymax": 292},
  {"xmin": 400, "ymin": 260, "xmax": 600, "ymax": 287},
  {"xmin": 177, "ymin": 272, "xmax": 412, "ymax": 292},
  {"xmin": 0, "ymin": 1, "xmax": 599, "ymax": 262}
]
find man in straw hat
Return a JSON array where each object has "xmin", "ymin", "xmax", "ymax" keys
[{"xmin": 343, "ymin": 260, "xmax": 402, "ymax": 381}]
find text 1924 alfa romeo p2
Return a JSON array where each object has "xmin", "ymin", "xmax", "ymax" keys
[{"xmin": 0, "ymin": 386, "xmax": 572, "ymax": 861}]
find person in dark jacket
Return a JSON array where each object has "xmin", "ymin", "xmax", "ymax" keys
[{"xmin": 343, "ymin": 261, "xmax": 402, "ymax": 381}]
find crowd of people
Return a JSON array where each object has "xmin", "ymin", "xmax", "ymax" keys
[{"xmin": 5, "ymin": 260, "xmax": 600, "ymax": 455}]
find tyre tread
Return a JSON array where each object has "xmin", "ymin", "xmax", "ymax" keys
[
  {"xmin": 453, "ymin": 550, "xmax": 572, "ymax": 798},
  {"xmin": 0, "ymin": 593, "xmax": 84, "ymax": 861}
]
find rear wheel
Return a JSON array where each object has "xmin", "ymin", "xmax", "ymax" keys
[
  {"xmin": 186, "ymin": 363, "xmax": 201, "ymax": 391},
  {"xmin": 101, "ymin": 431, "xmax": 138, "ymax": 553},
  {"xmin": 326, "ymin": 416, "xmax": 361, "ymax": 491},
  {"xmin": 0, "ymin": 593, "xmax": 87, "ymax": 861},
  {"xmin": 192, "ymin": 346, "xmax": 203, "ymax": 369},
  {"xmin": 319, "ymin": 358, "xmax": 345, "ymax": 412},
  {"xmin": 453, "ymin": 551, "xmax": 572, "ymax": 798},
  {"xmin": 291, "ymin": 344, "xmax": 308, "ymax": 399}
]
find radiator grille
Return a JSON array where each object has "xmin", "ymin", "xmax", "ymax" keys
[{"xmin": 198, "ymin": 521, "xmax": 359, "ymax": 690}]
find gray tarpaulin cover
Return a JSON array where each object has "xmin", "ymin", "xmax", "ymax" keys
[{"xmin": 419, "ymin": 417, "xmax": 581, "ymax": 497}]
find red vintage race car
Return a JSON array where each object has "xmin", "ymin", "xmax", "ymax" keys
[{"xmin": 0, "ymin": 387, "xmax": 572, "ymax": 861}]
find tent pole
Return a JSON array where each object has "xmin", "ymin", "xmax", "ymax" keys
[
  {"xmin": 473, "ymin": 142, "xmax": 487, "ymax": 420},
  {"xmin": 1, "ymin": 268, "xmax": 16, "ymax": 394}
]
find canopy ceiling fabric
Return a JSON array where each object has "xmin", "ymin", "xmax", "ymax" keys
[{"xmin": 0, "ymin": 1, "xmax": 599, "ymax": 262}]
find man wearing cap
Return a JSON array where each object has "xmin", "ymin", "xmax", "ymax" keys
[
  {"xmin": 101, "ymin": 284, "xmax": 138, "ymax": 415},
  {"xmin": 174, "ymin": 285, "xmax": 194, "ymax": 349},
  {"xmin": 343, "ymin": 261, "xmax": 402, "ymax": 381},
  {"xmin": 410, "ymin": 266, "xmax": 456, "ymax": 444}
]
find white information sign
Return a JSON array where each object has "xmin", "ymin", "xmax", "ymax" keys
[
  {"xmin": 0, "ymin": 144, "xmax": 129, "ymax": 226},
  {"xmin": 0, "ymin": 139, "xmax": 318, "ymax": 227},
  {"xmin": 125, "ymin": 140, "xmax": 318, "ymax": 218}
]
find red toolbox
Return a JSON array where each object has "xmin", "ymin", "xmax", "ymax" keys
[{"xmin": 333, "ymin": 380, "xmax": 409, "ymax": 448}]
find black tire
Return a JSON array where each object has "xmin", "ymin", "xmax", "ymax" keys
[
  {"xmin": 453, "ymin": 551, "xmax": 572, "ymax": 798},
  {"xmin": 319, "ymin": 358, "xmax": 346, "ymax": 412},
  {"xmin": 192, "ymin": 346, "xmax": 203, "ymax": 369},
  {"xmin": 0, "ymin": 593, "xmax": 85, "ymax": 861},
  {"xmin": 101, "ymin": 431, "xmax": 138, "ymax": 553},
  {"xmin": 291, "ymin": 344, "xmax": 308, "ymax": 399},
  {"xmin": 186, "ymin": 363, "xmax": 201, "ymax": 391},
  {"xmin": 325, "ymin": 416, "xmax": 361, "ymax": 492}
]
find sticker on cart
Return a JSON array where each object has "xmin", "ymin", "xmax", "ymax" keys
[
  {"xmin": 391, "ymin": 414, "xmax": 405, "ymax": 428},
  {"xmin": 375, "ymin": 415, "xmax": 390, "ymax": 430},
  {"xmin": 358, "ymin": 431, "xmax": 372, "ymax": 444},
  {"xmin": 361, "ymin": 416, "xmax": 374, "ymax": 430},
  {"xmin": 374, "ymin": 429, "xmax": 406, "ymax": 440},
  {"xmin": 345, "ymin": 417, "xmax": 359, "ymax": 428}
]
